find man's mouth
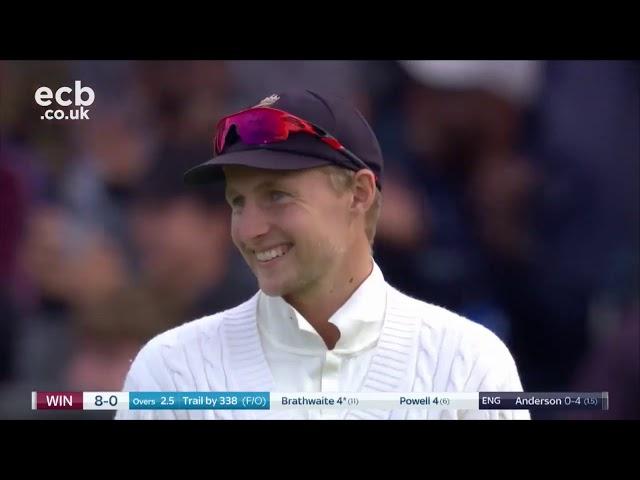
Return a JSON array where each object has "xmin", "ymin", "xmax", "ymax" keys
[{"xmin": 254, "ymin": 243, "xmax": 293, "ymax": 263}]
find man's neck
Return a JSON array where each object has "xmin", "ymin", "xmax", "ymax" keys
[{"xmin": 283, "ymin": 251, "xmax": 373, "ymax": 349}]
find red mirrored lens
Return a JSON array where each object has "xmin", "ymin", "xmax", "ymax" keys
[{"xmin": 215, "ymin": 108, "xmax": 299, "ymax": 154}]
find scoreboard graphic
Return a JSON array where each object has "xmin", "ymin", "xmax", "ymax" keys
[{"xmin": 32, "ymin": 391, "xmax": 609, "ymax": 411}]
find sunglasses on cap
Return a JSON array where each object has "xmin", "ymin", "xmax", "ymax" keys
[{"xmin": 214, "ymin": 107, "xmax": 377, "ymax": 183}]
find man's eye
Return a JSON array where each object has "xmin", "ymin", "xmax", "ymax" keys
[{"xmin": 270, "ymin": 191, "xmax": 288, "ymax": 202}]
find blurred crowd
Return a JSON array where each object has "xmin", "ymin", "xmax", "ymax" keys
[{"xmin": 0, "ymin": 60, "xmax": 638, "ymax": 419}]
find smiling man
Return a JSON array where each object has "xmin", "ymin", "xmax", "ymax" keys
[{"xmin": 116, "ymin": 90, "xmax": 529, "ymax": 420}]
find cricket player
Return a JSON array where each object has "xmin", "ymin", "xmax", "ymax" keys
[{"xmin": 116, "ymin": 90, "xmax": 529, "ymax": 420}]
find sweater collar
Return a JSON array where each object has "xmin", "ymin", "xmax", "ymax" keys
[{"xmin": 221, "ymin": 276, "xmax": 421, "ymax": 420}]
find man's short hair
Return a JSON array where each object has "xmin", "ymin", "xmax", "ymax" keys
[{"xmin": 321, "ymin": 165, "xmax": 382, "ymax": 247}]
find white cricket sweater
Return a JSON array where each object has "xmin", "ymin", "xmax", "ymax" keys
[{"xmin": 116, "ymin": 279, "xmax": 529, "ymax": 420}]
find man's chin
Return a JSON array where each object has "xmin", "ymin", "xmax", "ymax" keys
[
  {"xmin": 257, "ymin": 280, "xmax": 288, "ymax": 297},
  {"xmin": 260, "ymin": 285, "xmax": 284, "ymax": 297}
]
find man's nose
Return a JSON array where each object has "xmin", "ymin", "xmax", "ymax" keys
[{"xmin": 233, "ymin": 202, "xmax": 270, "ymax": 246}]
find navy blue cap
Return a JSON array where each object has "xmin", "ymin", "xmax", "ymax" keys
[{"xmin": 183, "ymin": 89, "xmax": 384, "ymax": 189}]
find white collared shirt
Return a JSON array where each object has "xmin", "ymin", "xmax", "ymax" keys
[{"xmin": 257, "ymin": 260, "xmax": 386, "ymax": 418}]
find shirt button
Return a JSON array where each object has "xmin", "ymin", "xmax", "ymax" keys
[{"xmin": 322, "ymin": 351, "xmax": 340, "ymax": 392}]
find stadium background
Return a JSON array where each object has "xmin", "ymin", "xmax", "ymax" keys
[{"xmin": 0, "ymin": 60, "xmax": 637, "ymax": 419}]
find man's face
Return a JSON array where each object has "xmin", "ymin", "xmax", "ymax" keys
[{"xmin": 224, "ymin": 165, "xmax": 353, "ymax": 298}]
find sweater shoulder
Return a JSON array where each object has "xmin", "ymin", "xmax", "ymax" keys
[
  {"xmin": 389, "ymin": 286, "xmax": 505, "ymax": 346},
  {"xmin": 122, "ymin": 293, "xmax": 259, "ymax": 391},
  {"xmin": 388, "ymin": 287, "xmax": 517, "ymax": 389},
  {"xmin": 143, "ymin": 292, "xmax": 258, "ymax": 352}
]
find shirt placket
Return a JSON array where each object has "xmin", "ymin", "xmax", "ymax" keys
[{"xmin": 316, "ymin": 350, "xmax": 341, "ymax": 419}]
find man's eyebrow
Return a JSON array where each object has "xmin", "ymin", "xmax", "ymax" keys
[
  {"xmin": 254, "ymin": 179, "xmax": 283, "ymax": 191},
  {"xmin": 225, "ymin": 175, "xmax": 297, "ymax": 201}
]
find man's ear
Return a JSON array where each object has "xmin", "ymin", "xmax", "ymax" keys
[{"xmin": 351, "ymin": 170, "xmax": 376, "ymax": 214}]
